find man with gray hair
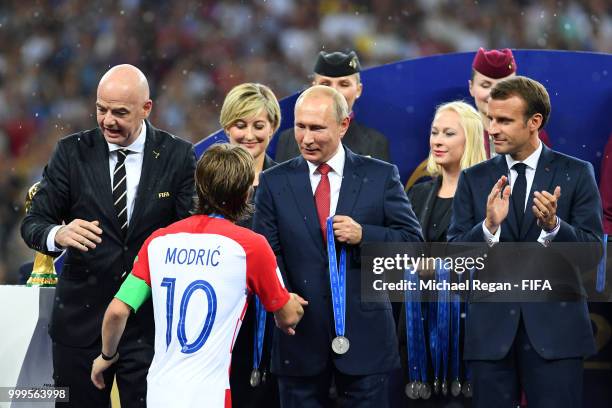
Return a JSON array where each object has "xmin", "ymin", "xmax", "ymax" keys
[{"xmin": 254, "ymin": 85, "xmax": 423, "ymax": 407}]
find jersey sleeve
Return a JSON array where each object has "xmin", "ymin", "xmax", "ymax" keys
[
  {"xmin": 114, "ymin": 230, "xmax": 158, "ymax": 311},
  {"xmin": 246, "ymin": 234, "xmax": 290, "ymax": 312}
]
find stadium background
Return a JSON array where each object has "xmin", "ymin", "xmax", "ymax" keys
[{"xmin": 0, "ymin": 1, "xmax": 610, "ymax": 406}]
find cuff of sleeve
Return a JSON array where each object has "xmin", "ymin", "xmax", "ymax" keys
[
  {"xmin": 115, "ymin": 274, "xmax": 152, "ymax": 313},
  {"xmin": 482, "ymin": 220, "xmax": 500, "ymax": 246},
  {"xmin": 265, "ymin": 291, "xmax": 291, "ymax": 313},
  {"xmin": 46, "ymin": 225, "xmax": 63, "ymax": 252},
  {"xmin": 538, "ymin": 216, "xmax": 561, "ymax": 246}
]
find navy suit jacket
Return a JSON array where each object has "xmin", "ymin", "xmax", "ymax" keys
[
  {"xmin": 253, "ymin": 146, "xmax": 423, "ymax": 376},
  {"xmin": 448, "ymin": 145, "xmax": 602, "ymax": 360}
]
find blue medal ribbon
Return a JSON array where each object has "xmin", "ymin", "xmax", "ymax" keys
[
  {"xmin": 404, "ymin": 267, "xmax": 419, "ymax": 383},
  {"xmin": 428, "ymin": 289, "xmax": 439, "ymax": 385},
  {"xmin": 208, "ymin": 213, "xmax": 225, "ymax": 219},
  {"xmin": 326, "ymin": 217, "xmax": 347, "ymax": 339},
  {"xmin": 252, "ymin": 295, "xmax": 267, "ymax": 372},
  {"xmin": 404, "ymin": 267, "xmax": 428, "ymax": 385},
  {"xmin": 414, "ymin": 275, "xmax": 428, "ymax": 384},
  {"xmin": 436, "ymin": 261, "xmax": 450, "ymax": 387},
  {"xmin": 596, "ymin": 234, "xmax": 607, "ymax": 293},
  {"xmin": 450, "ymin": 290, "xmax": 461, "ymax": 382}
]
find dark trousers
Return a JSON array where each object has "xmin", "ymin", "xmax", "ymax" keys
[
  {"xmin": 277, "ymin": 366, "xmax": 390, "ymax": 408},
  {"xmin": 470, "ymin": 318, "xmax": 583, "ymax": 408},
  {"xmin": 53, "ymin": 333, "xmax": 153, "ymax": 408}
]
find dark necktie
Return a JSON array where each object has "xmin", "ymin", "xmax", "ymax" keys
[
  {"xmin": 314, "ymin": 163, "xmax": 331, "ymax": 240},
  {"xmin": 113, "ymin": 149, "xmax": 130, "ymax": 236},
  {"xmin": 511, "ymin": 162, "xmax": 527, "ymax": 227}
]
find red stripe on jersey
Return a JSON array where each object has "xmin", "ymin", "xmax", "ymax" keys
[{"xmin": 225, "ymin": 388, "xmax": 232, "ymax": 408}]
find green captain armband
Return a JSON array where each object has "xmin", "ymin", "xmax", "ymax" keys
[{"xmin": 115, "ymin": 274, "xmax": 152, "ymax": 312}]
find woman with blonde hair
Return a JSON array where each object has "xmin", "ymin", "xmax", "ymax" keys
[
  {"xmin": 399, "ymin": 101, "xmax": 486, "ymax": 404},
  {"xmin": 220, "ymin": 82, "xmax": 282, "ymax": 407},
  {"xmin": 221, "ymin": 82, "xmax": 281, "ymax": 191},
  {"xmin": 411, "ymin": 101, "xmax": 486, "ymax": 241}
]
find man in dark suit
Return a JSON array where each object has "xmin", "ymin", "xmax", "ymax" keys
[
  {"xmin": 448, "ymin": 76, "xmax": 602, "ymax": 408},
  {"xmin": 274, "ymin": 50, "xmax": 390, "ymax": 163},
  {"xmin": 253, "ymin": 85, "xmax": 422, "ymax": 407},
  {"xmin": 21, "ymin": 64, "xmax": 196, "ymax": 408}
]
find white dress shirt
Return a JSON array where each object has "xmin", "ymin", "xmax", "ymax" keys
[
  {"xmin": 307, "ymin": 144, "xmax": 345, "ymax": 217},
  {"xmin": 483, "ymin": 141, "xmax": 560, "ymax": 246},
  {"xmin": 47, "ymin": 121, "xmax": 147, "ymax": 251}
]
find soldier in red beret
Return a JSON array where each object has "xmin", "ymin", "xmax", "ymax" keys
[{"xmin": 469, "ymin": 48, "xmax": 551, "ymax": 158}]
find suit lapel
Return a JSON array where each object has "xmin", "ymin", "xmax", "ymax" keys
[
  {"xmin": 335, "ymin": 148, "xmax": 363, "ymax": 217},
  {"xmin": 287, "ymin": 157, "xmax": 326, "ymax": 252},
  {"xmin": 89, "ymin": 129, "xmax": 123, "ymax": 236},
  {"xmin": 127, "ymin": 122, "xmax": 163, "ymax": 239},
  {"xmin": 419, "ymin": 178, "xmax": 441, "ymax": 235},
  {"xmin": 520, "ymin": 145, "xmax": 556, "ymax": 239}
]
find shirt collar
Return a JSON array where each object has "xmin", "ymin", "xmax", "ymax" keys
[
  {"xmin": 307, "ymin": 144, "xmax": 346, "ymax": 177},
  {"xmin": 107, "ymin": 121, "xmax": 147, "ymax": 153},
  {"xmin": 505, "ymin": 140, "xmax": 542, "ymax": 171}
]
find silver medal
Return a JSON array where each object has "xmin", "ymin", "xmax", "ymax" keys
[
  {"xmin": 433, "ymin": 378, "xmax": 440, "ymax": 394},
  {"xmin": 249, "ymin": 368, "xmax": 261, "ymax": 387},
  {"xmin": 418, "ymin": 382, "xmax": 432, "ymax": 400},
  {"xmin": 405, "ymin": 382, "xmax": 419, "ymax": 400},
  {"xmin": 441, "ymin": 380, "xmax": 448, "ymax": 396},
  {"xmin": 451, "ymin": 379, "xmax": 462, "ymax": 397},
  {"xmin": 331, "ymin": 336, "xmax": 350, "ymax": 354},
  {"xmin": 462, "ymin": 381, "xmax": 473, "ymax": 398}
]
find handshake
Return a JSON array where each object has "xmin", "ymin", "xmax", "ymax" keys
[{"xmin": 273, "ymin": 293, "xmax": 308, "ymax": 336}]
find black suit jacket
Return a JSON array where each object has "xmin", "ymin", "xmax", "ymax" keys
[
  {"xmin": 274, "ymin": 120, "xmax": 390, "ymax": 163},
  {"xmin": 253, "ymin": 147, "xmax": 422, "ymax": 376},
  {"xmin": 448, "ymin": 145, "xmax": 601, "ymax": 360},
  {"xmin": 407, "ymin": 177, "xmax": 452, "ymax": 242},
  {"xmin": 21, "ymin": 121, "xmax": 196, "ymax": 347}
]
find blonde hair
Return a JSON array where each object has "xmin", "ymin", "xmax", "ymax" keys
[
  {"xmin": 220, "ymin": 83, "xmax": 281, "ymax": 134},
  {"xmin": 295, "ymin": 85, "xmax": 349, "ymax": 124},
  {"xmin": 426, "ymin": 101, "xmax": 486, "ymax": 176}
]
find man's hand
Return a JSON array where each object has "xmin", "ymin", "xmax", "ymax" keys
[
  {"xmin": 485, "ymin": 176, "xmax": 511, "ymax": 234},
  {"xmin": 332, "ymin": 215, "xmax": 362, "ymax": 245},
  {"xmin": 91, "ymin": 352, "xmax": 119, "ymax": 390},
  {"xmin": 533, "ymin": 186, "xmax": 561, "ymax": 232},
  {"xmin": 55, "ymin": 219, "xmax": 103, "ymax": 251},
  {"xmin": 274, "ymin": 293, "xmax": 308, "ymax": 335}
]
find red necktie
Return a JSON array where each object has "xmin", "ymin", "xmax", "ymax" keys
[{"xmin": 314, "ymin": 163, "xmax": 331, "ymax": 240}]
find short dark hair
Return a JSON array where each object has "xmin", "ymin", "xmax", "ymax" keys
[
  {"xmin": 489, "ymin": 76, "xmax": 551, "ymax": 130},
  {"xmin": 194, "ymin": 144, "xmax": 254, "ymax": 222}
]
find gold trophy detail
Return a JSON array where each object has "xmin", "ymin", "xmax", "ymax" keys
[{"xmin": 25, "ymin": 182, "xmax": 58, "ymax": 287}]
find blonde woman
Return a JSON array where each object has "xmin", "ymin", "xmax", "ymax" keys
[
  {"xmin": 221, "ymin": 82, "xmax": 281, "ymax": 190},
  {"xmin": 220, "ymin": 82, "xmax": 282, "ymax": 407},
  {"xmin": 408, "ymin": 101, "xmax": 486, "ymax": 242},
  {"xmin": 399, "ymin": 101, "xmax": 486, "ymax": 403}
]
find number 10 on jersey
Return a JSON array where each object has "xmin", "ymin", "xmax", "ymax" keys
[{"xmin": 160, "ymin": 277, "xmax": 217, "ymax": 354}]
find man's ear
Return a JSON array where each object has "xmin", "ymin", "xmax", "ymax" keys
[
  {"xmin": 143, "ymin": 100, "xmax": 153, "ymax": 118},
  {"xmin": 339, "ymin": 116, "xmax": 350, "ymax": 139},
  {"xmin": 528, "ymin": 113, "xmax": 543, "ymax": 131}
]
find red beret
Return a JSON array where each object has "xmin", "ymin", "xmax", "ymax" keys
[{"xmin": 472, "ymin": 48, "xmax": 517, "ymax": 79}]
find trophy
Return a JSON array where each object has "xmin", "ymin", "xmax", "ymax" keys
[{"xmin": 24, "ymin": 182, "xmax": 58, "ymax": 287}]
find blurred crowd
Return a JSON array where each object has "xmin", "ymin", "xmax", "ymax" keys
[{"xmin": 1, "ymin": 0, "xmax": 611, "ymax": 283}]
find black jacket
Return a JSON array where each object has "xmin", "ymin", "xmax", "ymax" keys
[{"xmin": 21, "ymin": 121, "xmax": 195, "ymax": 347}]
